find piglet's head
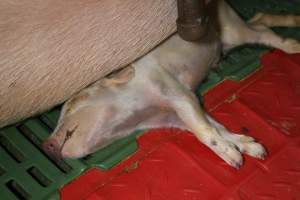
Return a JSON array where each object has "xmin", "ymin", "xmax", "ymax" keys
[{"xmin": 42, "ymin": 67, "xmax": 136, "ymax": 159}]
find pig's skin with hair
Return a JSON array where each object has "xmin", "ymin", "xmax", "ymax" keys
[{"xmin": 0, "ymin": 0, "xmax": 177, "ymax": 127}]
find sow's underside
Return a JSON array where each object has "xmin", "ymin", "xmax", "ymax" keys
[{"xmin": 0, "ymin": 0, "xmax": 177, "ymax": 128}]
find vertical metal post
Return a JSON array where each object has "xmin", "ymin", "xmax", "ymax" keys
[{"xmin": 176, "ymin": 0, "xmax": 209, "ymax": 41}]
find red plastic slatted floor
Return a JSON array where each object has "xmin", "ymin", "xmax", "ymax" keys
[{"xmin": 61, "ymin": 50, "xmax": 300, "ymax": 200}]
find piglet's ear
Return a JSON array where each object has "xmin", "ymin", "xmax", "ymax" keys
[{"xmin": 100, "ymin": 66, "xmax": 135, "ymax": 87}]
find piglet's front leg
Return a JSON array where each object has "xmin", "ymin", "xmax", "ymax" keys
[{"xmin": 154, "ymin": 67, "xmax": 267, "ymax": 168}]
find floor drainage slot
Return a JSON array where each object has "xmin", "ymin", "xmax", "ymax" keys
[
  {"xmin": 38, "ymin": 115, "xmax": 55, "ymax": 131},
  {"xmin": 27, "ymin": 167, "xmax": 52, "ymax": 187},
  {"xmin": 0, "ymin": 165, "xmax": 5, "ymax": 176},
  {"xmin": 0, "ymin": 135, "xmax": 25, "ymax": 163},
  {"xmin": 6, "ymin": 180, "xmax": 30, "ymax": 200}
]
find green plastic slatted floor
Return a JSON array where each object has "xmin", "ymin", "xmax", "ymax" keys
[{"xmin": 1, "ymin": 0, "xmax": 300, "ymax": 199}]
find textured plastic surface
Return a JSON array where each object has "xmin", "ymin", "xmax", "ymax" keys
[{"xmin": 61, "ymin": 50, "xmax": 300, "ymax": 200}]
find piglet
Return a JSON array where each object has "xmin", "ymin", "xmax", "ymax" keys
[{"xmin": 43, "ymin": 0, "xmax": 300, "ymax": 168}]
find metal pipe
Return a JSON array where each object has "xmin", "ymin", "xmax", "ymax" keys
[{"xmin": 176, "ymin": 0, "xmax": 209, "ymax": 41}]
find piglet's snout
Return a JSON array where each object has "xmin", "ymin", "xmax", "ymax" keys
[{"xmin": 42, "ymin": 138, "xmax": 62, "ymax": 159}]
